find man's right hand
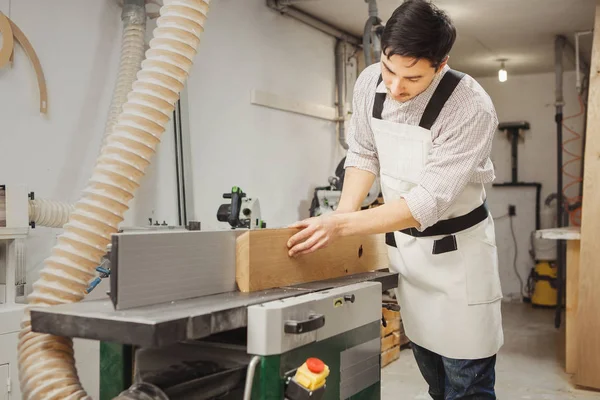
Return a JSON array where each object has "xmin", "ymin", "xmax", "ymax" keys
[{"xmin": 335, "ymin": 167, "xmax": 377, "ymax": 213}]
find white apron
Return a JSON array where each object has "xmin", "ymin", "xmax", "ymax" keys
[{"xmin": 372, "ymin": 71, "xmax": 504, "ymax": 360}]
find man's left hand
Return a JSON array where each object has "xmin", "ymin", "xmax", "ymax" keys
[{"xmin": 287, "ymin": 215, "xmax": 340, "ymax": 257}]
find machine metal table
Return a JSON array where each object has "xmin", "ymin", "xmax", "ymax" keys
[{"xmin": 31, "ymin": 270, "xmax": 398, "ymax": 399}]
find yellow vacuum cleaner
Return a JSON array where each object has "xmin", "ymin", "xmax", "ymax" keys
[{"xmin": 530, "ymin": 261, "xmax": 558, "ymax": 307}]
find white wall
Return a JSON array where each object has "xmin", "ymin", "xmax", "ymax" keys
[
  {"xmin": 476, "ymin": 70, "xmax": 585, "ymax": 300},
  {"xmin": 186, "ymin": 0, "xmax": 346, "ymax": 230}
]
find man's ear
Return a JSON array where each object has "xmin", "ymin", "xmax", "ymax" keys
[{"xmin": 437, "ymin": 56, "xmax": 449, "ymax": 72}]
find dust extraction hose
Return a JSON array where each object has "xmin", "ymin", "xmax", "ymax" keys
[
  {"xmin": 28, "ymin": 199, "xmax": 75, "ymax": 228},
  {"xmin": 103, "ymin": 1, "xmax": 147, "ymax": 144},
  {"xmin": 17, "ymin": 1, "xmax": 210, "ymax": 399}
]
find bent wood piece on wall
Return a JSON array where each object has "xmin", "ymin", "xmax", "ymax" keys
[
  {"xmin": 0, "ymin": 12, "xmax": 14, "ymax": 68},
  {"xmin": 6, "ymin": 15, "xmax": 48, "ymax": 114}
]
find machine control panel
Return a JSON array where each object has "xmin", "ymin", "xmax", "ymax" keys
[{"xmin": 285, "ymin": 357, "xmax": 329, "ymax": 400}]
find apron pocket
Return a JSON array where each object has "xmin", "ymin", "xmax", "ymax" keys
[
  {"xmin": 432, "ymin": 235, "xmax": 457, "ymax": 255},
  {"xmin": 459, "ymin": 236, "xmax": 503, "ymax": 305}
]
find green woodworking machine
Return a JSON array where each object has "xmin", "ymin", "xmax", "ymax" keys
[{"xmin": 30, "ymin": 228, "xmax": 396, "ymax": 399}]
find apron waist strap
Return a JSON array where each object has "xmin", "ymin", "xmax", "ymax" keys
[{"xmin": 386, "ymin": 200, "xmax": 489, "ymax": 246}]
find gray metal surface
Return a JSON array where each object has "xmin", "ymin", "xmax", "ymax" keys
[
  {"xmin": 31, "ymin": 287, "xmax": 303, "ymax": 348},
  {"xmin": 246, "ymin": 292, "xmax": 321, "ymax": 356},
  {"xmin": 111, "ymin": 230, "xmax": 240, "ymax": 310},
  {"xmin": 31, "ymin": 271, "xmax": 398, "ymax": 348},
  {"xmin": 340, "ymin": 337, "xmax": 381, "ymax": 398},
  {"xmin": 312, "ymin": 281, "xmax": 382, "ymax": 342},
  {"xmin": 340, "ymin": 336, "xmax": 380, "ymax": 367},
  {"xmin": 246, "ymin": 281, "xmax": 381, "ymax": 356},
  {"xmin": 340, "ymin": 363, "xmax": 380, "ymax": 399}
]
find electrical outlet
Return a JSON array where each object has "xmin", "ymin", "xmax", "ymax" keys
[{"xmin": 508, "ymin": 205, "xmax": 516, "ymax": 216}]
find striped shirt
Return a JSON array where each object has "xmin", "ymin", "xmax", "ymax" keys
[{"xmin": 344, "ymin": 63, "xmax": 498, "ymax": 230}]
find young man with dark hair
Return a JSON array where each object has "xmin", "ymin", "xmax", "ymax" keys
[{"xmin": 287, "ymin": 0, "xmax": 503, "ymax": 398}]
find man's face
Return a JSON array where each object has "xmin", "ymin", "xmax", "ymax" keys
[{"xmin": 380, "ymin": 53, "xmax": 447, "ymax": 102}]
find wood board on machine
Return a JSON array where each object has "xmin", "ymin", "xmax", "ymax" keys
[{"xmin": 235, "ymin": 228, "xmax": 389, "ymax": 292}]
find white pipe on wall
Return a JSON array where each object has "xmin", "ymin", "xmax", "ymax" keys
[
  {"xmin": 335, "ymin": 40, "xmax": 349, "ymax": 150},
  {"xmin": 575, "ymin": 30, "xmax": 593, "ymax": 94},
  {"xmin": 103, "ymin": 0, "xmax": 147, "ymax": 144}
]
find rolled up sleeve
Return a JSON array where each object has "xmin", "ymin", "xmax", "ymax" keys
[
  {"xmin": 344, "ymin": 71, "xmax": 380, "ymax": 176},
  {"xmin": 403, "ymin": 100, "xmax": 497, "ymax": 230}
]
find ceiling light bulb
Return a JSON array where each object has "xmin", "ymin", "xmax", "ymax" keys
[{"xmin": 498, "ymin": 61, "xmax": 507, "ymax": 82}]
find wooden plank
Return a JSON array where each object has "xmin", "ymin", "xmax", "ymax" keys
[
  {"xmin": 566, "ymin": 239, "xmax": 581, "ymax": 374},
  {"xmin": 381, "ymin": 332, "xmax": 395, "ymax": 352},
  {"xmin": 576, "ymin": 1, "xmax": 600, "ymax": 389},
  {"xmin": 382, "ymin": 331, "xmax": 400, "ymax": 352},
  {"xmin": 380, "ymin": 318, "xmax": 400, "ymax": 338},
  {"xmin": 381, "ymin": 345, "xmax": 400, "ymax": 367},
  {"xmin": 382, "ymin": 307, "xmax": 400, "ymax": 324},
  {"xmin": 235, "ymin": 228, "xmax": 388, "ymax": 292}
]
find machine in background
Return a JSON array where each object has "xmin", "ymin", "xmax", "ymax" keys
[
  {"xmin": 309, "ymin": 157, "xmax": 381, "ymax": 217},
  {"xmin": 217, "ymin": 186, "xmax": 266, "ymax": 229}
]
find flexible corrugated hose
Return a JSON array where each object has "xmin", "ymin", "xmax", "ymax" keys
[
  {"xmin": 17, "ymin": 1, "xmax": 210, "ymax": 399},
  {"xmin": 104, "ymin": 1, "xmax": 147, "ymax": 144},
  {"xmin": 28, "ymin": 199, "xmax": 75, "ymax": 228}
]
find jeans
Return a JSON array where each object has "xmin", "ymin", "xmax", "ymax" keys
[{"xmin": 411, "ymin": 342, "xmax": 497, "ymax": 400}]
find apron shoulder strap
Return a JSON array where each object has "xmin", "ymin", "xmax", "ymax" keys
[
  {"xmin": 372, "ymin": 75, "xmax": 386, "ymax": 119},
  {"xmin": 419, "ymin": 69, "xmax": 465, "ymax": 130},
  {"xmin": 371, "ymin": 69, "xmax": 465, "ymax": 123}
]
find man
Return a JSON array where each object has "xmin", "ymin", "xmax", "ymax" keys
[{"xmin": 286, "ymin": 0, "xmax": 503, "ymax": 398}]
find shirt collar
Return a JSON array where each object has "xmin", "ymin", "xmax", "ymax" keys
[{"xmin": 376, "ymin": 64, "xmax": 451, "ymax": 104}]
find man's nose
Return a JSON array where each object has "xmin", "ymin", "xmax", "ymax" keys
[{"xmin": 389, "ymin": 79, "xmax": 403, "ymax": 96}]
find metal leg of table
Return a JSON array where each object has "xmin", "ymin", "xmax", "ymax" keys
[{"xmin": 100, "ymin": 342, "xmax": 134, "ymax": 400}]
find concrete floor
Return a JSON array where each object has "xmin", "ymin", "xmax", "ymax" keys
[{"xmin": 381, "ymin": 302, "xmax": 600, "ymax": 399}]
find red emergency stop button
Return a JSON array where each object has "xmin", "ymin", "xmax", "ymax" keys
[{"xmin": 306, "ymin": 357, "xmax": 325, "ymax": 373}]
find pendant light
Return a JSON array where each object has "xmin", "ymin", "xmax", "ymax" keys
[{"xmin": 498, "ymin": 59, "xmax": 508, "ymax": 82}]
